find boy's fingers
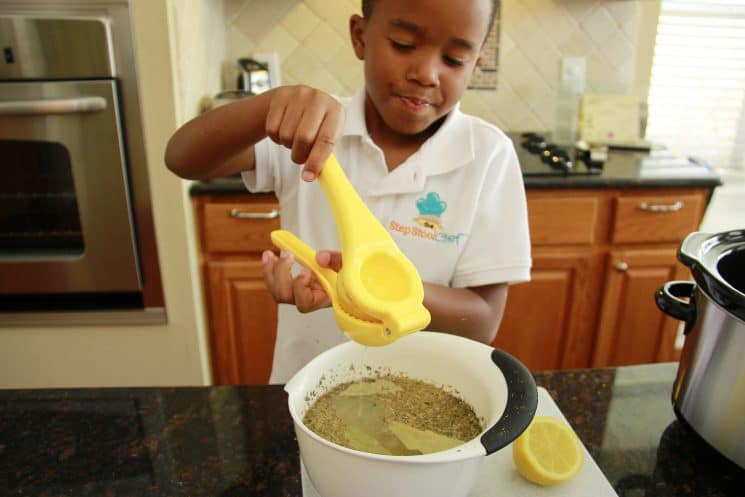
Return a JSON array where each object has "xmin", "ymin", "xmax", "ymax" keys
[
  {"xmin": 265, "ymin": 100, "xmax": 286, "ymax": 143},
  {"xmin": 293, "ymin": 268, "xmax": 330, "ymax": 312},
  {"xmin": 276, "ymin": 107, "xmax": 303, "ymax": 149},
  {"xmin": 262, "ymin": 251, "xmax": 296, "ymax": 304},
  {"xmin": 292, "ymin": 269, "xmax": 314, "ymax": 312},
  {"xmin": 291, "ymin": 108, "xmax": 325, "ymax": 168},
  {"xmin": 303, "ymin": 109, "xmax": 343, "ymax": 182},
  {"xmin": 317, "ymin": 250, "xmax": 343, "ymax": 272}
]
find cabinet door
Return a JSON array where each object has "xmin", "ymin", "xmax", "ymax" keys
[
  {"xmin": 592, "ymin": 249, "xmax": 688, "ymax": 367},
  {"xmin": 205, "ymin": 259, "xmax": 278, "ymax": 385},
  {"xmin": 494, "ymin": 249, "xmax": 599, "ymax": 371}
]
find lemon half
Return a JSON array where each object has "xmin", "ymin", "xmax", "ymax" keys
[{"xmin": 512, "ymin": 415, "xmax": 584, "ymax": 486}]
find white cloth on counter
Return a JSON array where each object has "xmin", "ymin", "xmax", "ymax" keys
[{"xmin": 243, "ymin": 87, "xmax": 531, "ymax": 384}]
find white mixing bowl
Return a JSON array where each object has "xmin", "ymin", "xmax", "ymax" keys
[{"xmin": 284, "ymin": 332, "xmax": 538, "ymax": 497}]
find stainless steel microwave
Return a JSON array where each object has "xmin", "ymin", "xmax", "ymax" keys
[{"xmin": 0, "ymin": 12, "xmax": 165, "ymax": 324}]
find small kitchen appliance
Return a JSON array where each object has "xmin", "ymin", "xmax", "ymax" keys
[
  {"xmin": 284, "ymin": 331, "xmax": 538, "ymax": 497},
  {"xmin": 236, "ymin": 57, "xmax": 270, "ymax": 95},
  {"xmin": 655, "ymin": 229, "xmax": 745, "ymax": 469}
]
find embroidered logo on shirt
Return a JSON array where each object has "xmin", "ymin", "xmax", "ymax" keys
[
  {"xmin": 388, "ymin": 192, "xmax": 465, "ymax": 244},
  {"xmin": 414, "ymin": 192, "xmax": 446, "ymax": 231}
]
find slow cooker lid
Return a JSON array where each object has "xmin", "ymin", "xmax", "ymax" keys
[{"xmin": 679, "ymin": 230, "xmax": 745, "ymax": 323}]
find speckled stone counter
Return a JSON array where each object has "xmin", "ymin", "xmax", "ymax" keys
[
  {"xmin": 1, "ymin": 363, "xmax": 742, "ymax": 496},
  {"xmin": 188, "ymin": 146, "xmax": 721, "ymax": 195}
]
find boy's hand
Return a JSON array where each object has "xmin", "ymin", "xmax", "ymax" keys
[
  {"xmin": 265, "ymin": 85, "xmax": 344, "ymax": 182},
  {"xmin": 261, "ymin": 249, "xmax": 343, "ymax": 313}
]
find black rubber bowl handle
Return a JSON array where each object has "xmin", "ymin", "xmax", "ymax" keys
[{"xmin": 480, "ymin": 349, "xmax": 538, "ymax": 455}]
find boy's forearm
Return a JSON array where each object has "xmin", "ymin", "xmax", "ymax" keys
[
  {"xmin": 165, "ymin": 89, "xmax": 274, "ymax": 180},
  {"xmin": 422, "ymin": 283, "xmax": 507, "ymax": 344}
]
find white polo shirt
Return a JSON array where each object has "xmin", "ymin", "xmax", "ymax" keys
[{"xmin": 243, "ymin": 88, "xmax": 531, "ymax": 384}]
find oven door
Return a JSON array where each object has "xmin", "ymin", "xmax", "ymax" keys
[{"xmin": 0, "ymin": 80, "xmax": 141, "ymax": 295}]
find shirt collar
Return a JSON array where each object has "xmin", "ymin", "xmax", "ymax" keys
[
  {"xmin": 415, "ymin": 102, "xmax": 474, "ymax": 177},
  {"xmin": 341, "ymin": 87, "xmax": 368, "ymax": 138},
  {"xmin": 342, "ymin": 87, "xmax": 475, "ymax": 195}
]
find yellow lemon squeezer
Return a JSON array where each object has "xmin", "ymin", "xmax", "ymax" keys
[{"xmin": 270, "ymin": 153, "xmax": 431, "ymax": 346}]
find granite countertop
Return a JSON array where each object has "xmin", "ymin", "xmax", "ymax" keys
[
  {"xmin": 189, "ymin": 146, "xmax": 721, "ymax": 196},
  {"xmin": 1, "ymin": 363, "xmax": 742, "ymax": 496}
]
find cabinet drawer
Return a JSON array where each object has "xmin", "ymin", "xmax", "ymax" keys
[
  {"xmin": 528, "ymin": 196, "xmax": 599, "ymax": 245},
  {"xmin": 202, "ymin": 202, "xmax": 280, "ymax": 253},
  {"xmin": 612, "ymin": 193, "xmax": 704, "ymax": 244}
]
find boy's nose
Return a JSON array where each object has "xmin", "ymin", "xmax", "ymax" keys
[{"xmin": 406, "ymin": 53, "xmax": 440, "ymax": 87}]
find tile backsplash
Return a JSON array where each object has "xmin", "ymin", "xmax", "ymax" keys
[{"xmin": 223, "ymin": 0, "xmax": 650, "ymax": 132}]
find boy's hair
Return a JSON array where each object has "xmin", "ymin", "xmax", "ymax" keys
[{"xmin": 361, "ymin": 0, "xmax": 500, "ymax": 36}]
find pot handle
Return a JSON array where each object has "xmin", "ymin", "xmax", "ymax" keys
[
  {"xmin": 655, "ymin": 281, "xmax": 697, "ymax": 334},
  {"xmin": 480, "ymin": 349, "xmax": 538, "ymax": 455}
]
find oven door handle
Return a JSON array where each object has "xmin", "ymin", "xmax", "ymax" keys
[{"xmin": 0, "ymin": 96, "xmax": 107, "ymax": 115}]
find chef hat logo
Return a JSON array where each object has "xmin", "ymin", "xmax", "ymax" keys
[{"xmin": 416, "ymin": 192, "xmax": 447, "ymax": 218}]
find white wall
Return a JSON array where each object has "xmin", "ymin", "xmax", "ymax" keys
[{"xmin": 0, "ymin": 0, "xmax": 218, "ymax": 388}]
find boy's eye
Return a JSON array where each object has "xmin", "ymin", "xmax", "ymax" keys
[
  {"xmin": 444, "ymin": 56, "xmax": 466, "ymax": 67},
  {"xmin": 389, "ymin": 39, "xmax": 414, "ymax": 51}
]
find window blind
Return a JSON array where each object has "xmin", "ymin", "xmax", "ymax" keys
[{"xmin": 646, "ymin": 0, "xmax": 745, "ymax": 179}]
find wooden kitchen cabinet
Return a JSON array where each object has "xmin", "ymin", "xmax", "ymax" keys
[
  {"xmin": 494, "ymin": 249, "xmax": 600, "ymax": 371},
  {"xmin": 591, "ymin": 248, "xmax": 689, "ymax": 367},
  {"xmin": 496, "ymin": 187, "xmax": 710, "ymax": 371},
  {"xmin": 194, "ymin": 194, "xmax": 280, "ymax": 385},
  {"xmin": 195, "ymin": 186, "xmax": 711, "ymax": 383},
  {"xmin": 494, "ymin": 190, "xmax": 606, "ymax": 370}
]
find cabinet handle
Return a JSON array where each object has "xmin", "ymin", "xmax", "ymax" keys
[
  {"xmin": 637, "ymin": 201, "xmax": 684, "ymax": 213},
  {"xmin": 228, "ymin": 208, "xmax": 279, "ymax": 219},
  {"xmin": 616, "ymin": 262, "xmax": 629, "ymax": 272}
]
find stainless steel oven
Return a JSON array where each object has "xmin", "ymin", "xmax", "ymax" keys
[{"xmin": 0, "ymin": 11, "xmax": 164, "ymax": 323}]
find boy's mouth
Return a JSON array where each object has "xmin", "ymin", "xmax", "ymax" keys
[{"xmin": 398, "ymin": 95, "xmax": 433, "ymax": 112}]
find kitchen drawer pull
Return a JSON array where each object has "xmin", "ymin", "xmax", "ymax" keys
[
  {"xmin": 637, "ymin": 201, "xmax": 684, "ymax": 213},
  {"xmin": 616, "ymin": 262, "xmax": 629, "ymax": 272},
  {"xmin": 229, "ymin": 208, "xmax": 279, "ymax": 219}
]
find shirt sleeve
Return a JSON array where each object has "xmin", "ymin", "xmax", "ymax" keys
[
  {"xmin": 242, "ymin": 137, "xmax": 280, "ymax": 193},
  {"xmin": 450, "ymin": 136, "xmax": 532, "ymax": 288}
]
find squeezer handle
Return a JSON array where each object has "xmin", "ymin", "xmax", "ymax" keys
[
  {"xmin": 269, "ymin": 230, "xmax": 338, "ymax": 301},
  {"xmin": 319, "ymin": 154, "xmax": 393, "ymax": 249}
]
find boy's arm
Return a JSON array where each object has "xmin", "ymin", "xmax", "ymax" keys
[
  {"xmin": 165, "ymin": 85, "xmax": 343, "ymax": 181},
  {"xmin": 422, "ymin": 283, "xmax": 507, "ymax": 344},
  {"xmin": 165, "ymin": 90, "xmax": 272, "ymax": 180}
]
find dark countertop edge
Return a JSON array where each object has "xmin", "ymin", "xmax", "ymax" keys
[
  {"xmin": 523, "ymin": 176, "xmax": 722, "ymax": 189},
  {"xmin": 189, "ymin": 178, "xmax": 250, "ymax": 195},
  {"xmin": 188, "ymin": 176, "xmax": 722, "ymax": 195}
]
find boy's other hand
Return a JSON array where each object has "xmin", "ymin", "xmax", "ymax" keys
[
  {"xmin": 265, "ymin": 85, "xmax": 344, "ymax": 182},
  {"xmin": 261, "ymin": 250, "xmax": 332, "ymax": 313}
]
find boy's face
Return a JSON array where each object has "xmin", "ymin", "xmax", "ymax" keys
[{"xmin": 351, "ymin": 0, "xmax": 491, "ymax": 138}]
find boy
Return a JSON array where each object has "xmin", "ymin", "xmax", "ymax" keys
[{"xmin": 166, "ymin": 0, "xmax": 531, "ymax": 383}]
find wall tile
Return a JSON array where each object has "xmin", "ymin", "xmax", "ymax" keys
[
  {"xmin": 281, "ymin": 2, "xmax": 321, "ymax": 41},
  {"xmin": 282, "ymin": 44, "xmax": 323, "ymax": 86},
  {"xmin": 581, "ymin": 7, "xmax": 620, "ymax": 48},
  {"xmin": 304, "ymin": 22, "xmax": 347, "ymax": 63},
  {"xmin": 561, "ymin": 0, "xmax": 601, "ymax": 24},
  {"xmin": 604, "ymin": 29, "xmax": 634, "ymax": 70},
  {"xmin": 222, "ymin": 0, "xmax": 649, "ymax": 132},
  {"xmin": 255, "ymin": 25, "xmax": 299, "ymax": 60}
]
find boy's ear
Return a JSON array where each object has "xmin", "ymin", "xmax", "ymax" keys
[{"xmin": 349, "ymin": 14, "xmax": 366, "ymax": 60}]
